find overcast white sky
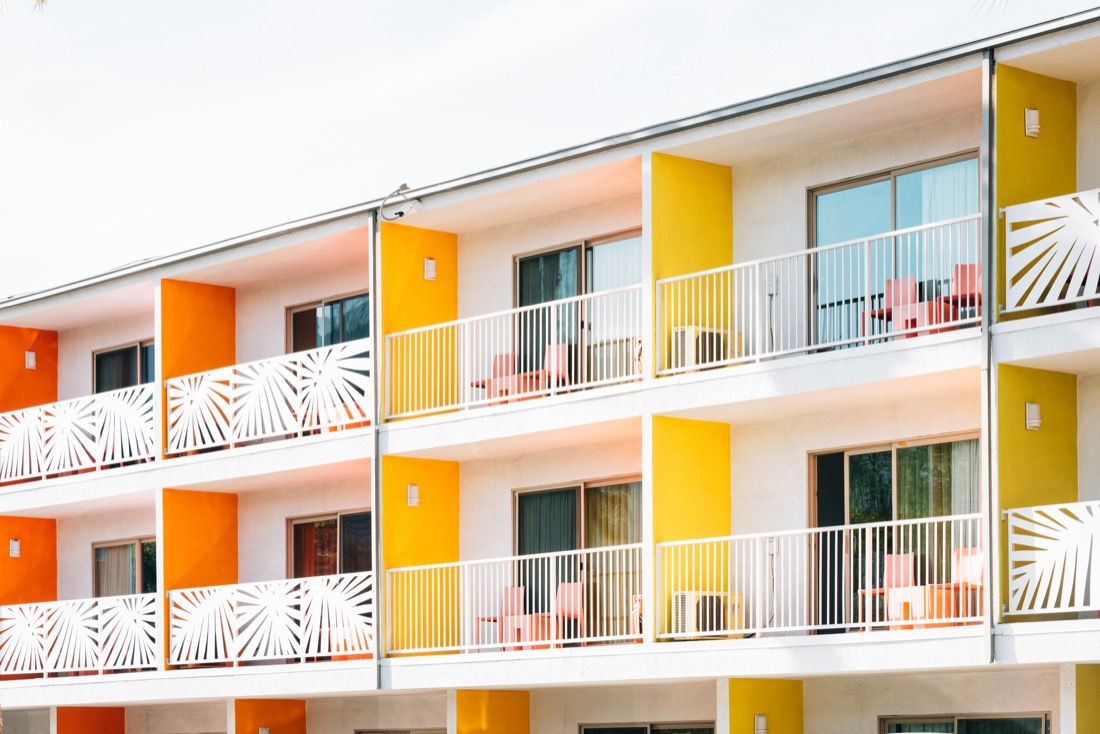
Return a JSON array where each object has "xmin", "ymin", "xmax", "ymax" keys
[{"xmin": 1, "ymin": 0, "xmax": 1097, "ymax": 299}]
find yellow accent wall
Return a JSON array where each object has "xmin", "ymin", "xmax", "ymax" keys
[
  {"xmin": 456, "ymin": 690, "xmax": 530, "ymax": 734},
  {"xmin": 651, "ymin": 153, "xmax": 735, "ymax": 371},
  {"xmin": 996, "ymin": 65, "xmax": 1077, "ymax": 319},
  {"xmin": 234, "ymin": 699, "xmax": 306, "ymax": 734},
  {"xmin": 652, "ymin": 416, "xmax": 731, "ymax": 542},
  {"xmin": 728, "ymin": 678, "xmax": 803, "ymax": 734},
  {"xmin": 380, "ymin": 223, "xmax": 459, "ymax": 419},
  {"xmin": 1078, "ymin": 665, "xmax": 1100, "ymax": 732},
  {"xmin": 382, "ymin": 455, "xmax": 460, "ymax": 653},
  {"xmin": 651, "ymin": 153, "xmax": 733, "ymax": 281},
  {"xmin": 997, "ymin": 365, "xmax": 1077, "ymax": 622}
]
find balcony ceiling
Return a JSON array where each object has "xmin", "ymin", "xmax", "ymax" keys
[
  {"xmin": 401, "ymin": 156, "xmax": 643, "ymax": 236},
  {"xmin": 999, "ymin": 30, "xmax": 1100, "ymax": 83},
  {"xmin": 662, "ymin": 68, "xmax": 983, "ymax": 167},
  {"xmin": 0, "ymin": 281, "xmax": 155, "ymax": 331}
]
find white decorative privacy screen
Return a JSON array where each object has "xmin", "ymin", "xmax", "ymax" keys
[
  {"xmin": 1004, "ymin": 188, "xmax": 1100, "ymax": 312},
  {"xmin": 1006, "ymin": 500, "xmax": 1100, "ymax": 615}
]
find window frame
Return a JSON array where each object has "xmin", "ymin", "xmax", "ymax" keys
[
  {"xmin": 287, "ymin": 508, "xmax": 373, "ymax": 578},
  {"xmin": 808, "ymin": 150, "xmax": 979, "ymax": 248},
  {"xmin": 92, "ymin": 339, "xmax": 155, "ymax": 394},
  {"xmin": 91, "ymin": 536, "xmax": 156, "ymax": 597},
  {"xmin": 580, "ymin": 722, "xmax": 715, "ymax": 734},
  {"xmin": 512, "ymin": 227, "xmax": 643, "ymax": 308},
  {"xmin": 511, "ymin": 474, "xmax": 642, "ymax": 556},
  {"xmin": 878, "ymin": 712, "xmax": 1051, "ymax": 733},
  {"xmin": 286, "ymin": 290, "xmax": 371, "ymax": 353}
]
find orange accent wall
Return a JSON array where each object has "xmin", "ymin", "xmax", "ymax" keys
[
  {"xmin": 234, "ymin": 699, "xmax": 306, "ymax": 734},
  {"xmin": 162, "ymin": 488, "xmax": 238, "ymax": 590},
  {"xmin": 160, "ymin": 279, "xmax": 236, "ymax": 450},
  {"xmin": 56, "ymin": 707, "xmax": 125, "ymax": 734},
  {"xmin": 456, "ymin": 690, "xmax": 530, "ymax": 734},
  {"xmin": 0, "ymin": 325, "xmax": 58, "ymax": 412},
  {"xmin": 0, "ymin": 516, "xmax": 56, "ymax": 605}
]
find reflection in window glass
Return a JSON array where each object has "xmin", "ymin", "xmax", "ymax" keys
[
  {"xmin": 816, "ymin": 180, "xmax": 891, "ymax": 247},
  {"xmin": 897, "ymin": 439, "xmax": 980, "ymax": 520},
  {"xmin": 586, "ymin": 235, "xmax": 642, "ymax": 293},
  {"xmin": 293, "ymin": 518, "xmax": 338, "ymax": 578},
  {"xmin": 340, "ymin": 511, "xmax": 373, "ymax": 574},
  {"xmin": 895, "ymin": 158, "xmax": 979, "ymax": 230},
  {"xmin": 848, "ymin": 450, "xmax": 893, "ymax": 525}
]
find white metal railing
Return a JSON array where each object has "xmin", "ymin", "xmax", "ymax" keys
[
  {"xmin": 165, "ymin": 338, "xmax": 371, "ymax": 455},
  {"xmin": 655, "ymin": 513, "xmax": 983, "ymax": 638},
  {"xmin": 386, "ymin": 544, "xmax": 643, "ymax": 654},
  {"xmin": 168, "ymin": 572, "xmax": 374, "ymax": 666},
  {"xmin": 1006, "ymin": 500, "xmax": 1100, "ymax": 615},
  {"xmin": 656, "ymin": 215, "xmax": 982, "ymax": 375},
  {"xmin": 1004, "ymin": 188, "xmax": 1100, "ymax": 313},
  {"xmin": 0, "ymin": 383, "xmax": 157, "ymax": 484},
  {"xmin": 385, "ymin": 285, "xmax": 643, "ymax": 419},
  {"xmin": 0, "ymin": 593, "xmax": 157, "ymax": 676}
]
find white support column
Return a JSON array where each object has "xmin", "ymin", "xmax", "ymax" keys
[
  {"xmin": 1058, "ymin": 663, "xmax": 1076, "ymax": 734},
  {"xmin": 446, "ymin": 689, "xmax": 458, "ymax": 734},
  {"xmin": 642, "ymin": 413, "xmax": 656, "ymax": 645},
  {"xmin": 716, "ymin": 677, "xmax": 730, "ymax": 734}
]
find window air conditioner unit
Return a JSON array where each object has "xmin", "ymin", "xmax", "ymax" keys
[
  {"xmin": 671, "ymin": 326, "xmax": 736, "ymax": 369},
  {"xmin": 671, "ymin": 590, "xmax": 742, "ymax": 637}
]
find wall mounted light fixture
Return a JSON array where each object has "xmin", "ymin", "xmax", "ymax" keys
[
  {"xmin": 24, "ymin": 351, "xmax": 35, "ymax": 370},
  {"xmin": 258, "ymin": 727, "xmax": 270, "ymax": 734},
  {"xmin": 9, "ymin": 539, "xmax": 20, "ymax": 558},
  {"xmin": 424, "ymin": 257, "xmax": 437, "ymax": 281},
  {"xmin": 1025, "ymin": 108, "xmax": 1040, "ymax": 137},
  {"xmin": 1026, "ymin": 402, "xmax": 1041, "ymax": 431},
  {"xmin": 407, "ymin": 484, "xmax": 420, "ymax": 507},
  {"xmin": 754, "ymin": 714, "xmax": 768, "ymax": 734}
]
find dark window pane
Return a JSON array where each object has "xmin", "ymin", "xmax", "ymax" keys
[
  {"xmin": 958, "ymin": 718, "xmax": 1044, "ymax": 734},
  {"xmin": 140, "ymin": 343, "xmax": 156, "ymax": 385},
  {"xmin": 341, "ymin": 294, "xmax": 370, "ymax": 342},
  {"xmin": 95, "ymin": 346, "xmax": 138, "ymax": 393},
  {"xmin": 292, "ymin": 307, "xmax": 321, "ymax": 352},
  {"xmin": 141, "ymin": 541, "xmax": 157, "ymax": 593},
  {"xmin": 293, "ymin": 518, "xmax": 338, "ymax": 578},
  {"xmin": 848, "ymin": 451, "xmax": 893, "ymax": 524},
  {"xmin": 323, "ymin": 300, "xmax": 342, "ymax": 347},
  {"xmin": 340, "ymin": 512, "xmax": 372, "ymax": 574},
  {"xmin": 582, "ymin": 728, "xmax": 647, "ymax": 734}
]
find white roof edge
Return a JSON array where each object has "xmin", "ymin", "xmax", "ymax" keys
[{"xmin": 6, "ymin": 6, "xmax": 1100, "ymax": 312}]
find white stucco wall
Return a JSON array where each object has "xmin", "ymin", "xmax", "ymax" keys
[
  {"xmin": 530, "ymin": 681, "xmax": 715, "ymax": 734},
  {"xmin": 237, "ymin": 478, "xmax": 371, "ymax": 583},
  {"xmin": 732, "ymin": 109, "xmax": 982, "ymax": 263},
  {"xmin": 457, "ymin": 192, "xmax": 642, "ymax": 320},
  {"xmin": 57, "ymin": 312, "xmax": 154, "ymax": 400},
  {"xmin": 3, "ymin": 709, "xmax": 49, "ymax": 734},
  {"xmin": 1077, "ymin": 77, "xmax": 1100, "ymax": 191},
  {"xmin": 1079, "ymin": 373, "xmax": 1100, "ymax": 501},
  {"xmin": 55, "ymin": 504, "xmax": 157, "ymax": 600},
  {"xmin": 307, "ymin": 692, "xmax": 446, "ymax": 732},
  {"xmin": 804, "ymin": 668, "xmax": 1060, "ymax": 733},
  {"xmin": 235, "ymin": 263, "xmax": 369, "ymax": 364},
  {"xmin": 126, "ymin": 701, "xmax": 227, "ymax": 734},
  {"xmin": 459, "ymin": 437, "xmax": 643, "ymax": 560},
  {"xmin": 730, "ymin": 388, "xmax": 982, "ymax": 534}
]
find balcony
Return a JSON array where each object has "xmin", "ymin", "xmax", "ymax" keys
[
  {"xmin": 0, "ymin": 593, "xmax": 157, "ymax": 677},
  {"xmin": 655, "ymin": 513, "xmax": 983, "ymax": 638},
  {"xmin": 385, "ymin": 286, "xmax": 643, "ymax": 420},
  {"xmin": 656, "ymin": 216, "xmax": 982, "ymax": 374},
  {"xmin": 0, "ymin": 384, "xmax": 157, "ymax": 485},
  {"xmin": 385, "ymin": 544, "xmax": 643, "ymax": 654},
  {"xmin": 1004, "ymin": 188, "xmax": 1100, "ymax": 314},
  {"xmin": 165, "ymin": 338, "xmax": 372, "ymax": 455},
  {"xmin": 1005, "ymin": 500, "xmax": 1100, "ymax": 616},
  {"xmin": 167, "ymin": 572, "xmax": 375, "ymax": 666}
]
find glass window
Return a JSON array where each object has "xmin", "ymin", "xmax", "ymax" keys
[
  {"xmin": 516, "ymin": 481, "xmax": 641, "ymax": 555},
  {"xmin": 582, "ymin": 726, "xmax": 713, "ymax": 734},
  {"xmin": 94, "ymin": 342, "xmax": 154, "ymax": 393},
  {"xmin": 882, "ymin": 716, "xmax": 1047, "ymax": 734},
  {"xmin": 291, "ymin": 293, "xmax": 370, "ymax": 352},
  {"xmin": 292, "ymin": 511, "xmax": 372, "ymax": 578},
  {"xmin": 94, "ymin": 539, "xmax": 156, "ymax": 597}
]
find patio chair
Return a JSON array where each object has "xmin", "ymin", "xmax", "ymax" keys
[
  {"xmin": 554, "ymin": 581, "xmax": 585, "ymax": 645},
  {"xmin": 535, "ymin": 344, "xmax": 573, "ymax": 392},
  {"xmin": 936, "ymin": 263, "xmax": 982, "ymax": 321},
  {"xmin": 863, "ymin": 277, "xmax": 918, "ymax": 337},
  {"xmin": 950, "ymin": 546, "xmax": 984, "ymax": 618},
  {"xmin": 485, "ymin": 353, "xmax": 516, "ymax": 405},
  {"xmin": 474, "ymin": 585, "xmax": 526, "ymax": 651},
  {"xmin": 859, "ymin": 552, "xmax": 914, "ymax": 626}
]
